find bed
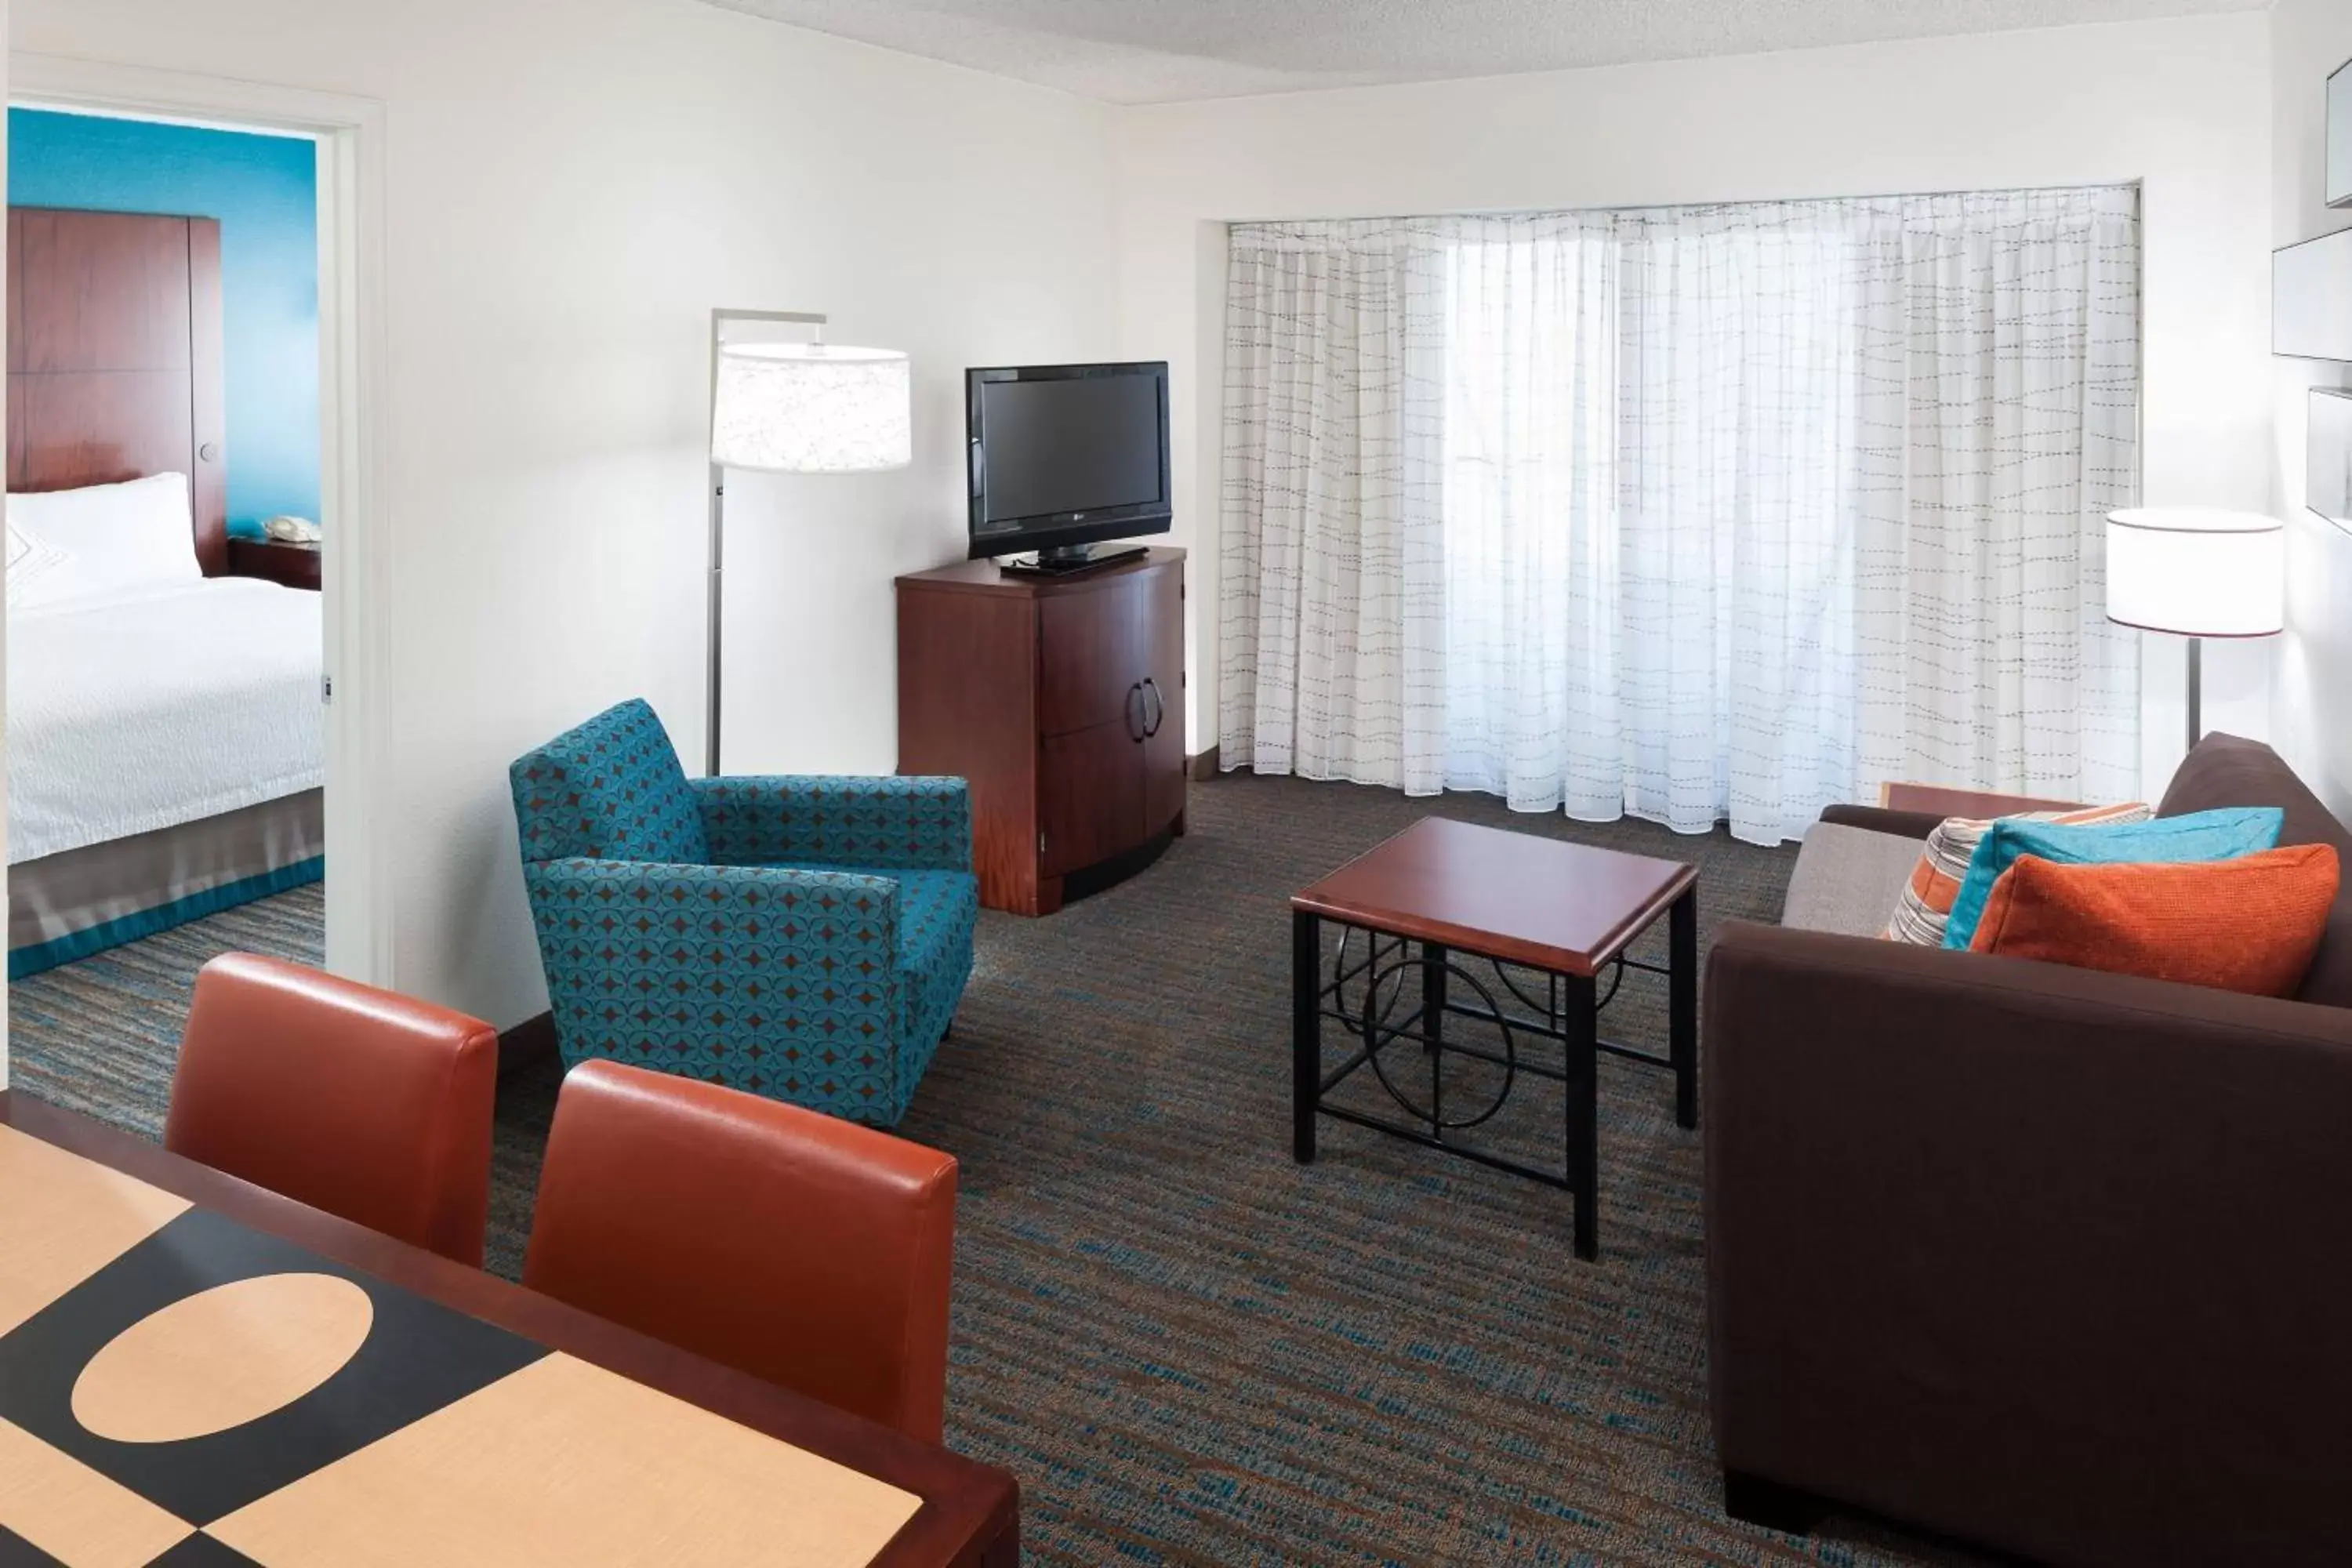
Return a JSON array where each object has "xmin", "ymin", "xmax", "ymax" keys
[{"xmin": 6, "ymin": 206, "xmax": 325, "ymax": 978}]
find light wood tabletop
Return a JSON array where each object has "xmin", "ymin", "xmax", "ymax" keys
[{"xmin": 0, "ymin": 1091, "xmax": 1018, "ymax": 1568}]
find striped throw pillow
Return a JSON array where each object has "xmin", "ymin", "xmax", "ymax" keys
[{"xmin": 1883, "ymin": 801, "xmax": 2151, "ymax": 946}]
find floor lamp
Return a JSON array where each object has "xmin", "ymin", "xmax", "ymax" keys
[
  {"xmin": 706, "ymin": 309, "xmax": 910, "ymax": 776},
  {"xmin": 2104, "ymin": 507, "xmax": 2284, "ymax": 756}
]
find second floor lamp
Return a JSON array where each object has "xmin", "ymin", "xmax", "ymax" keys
[
  {"xmin": 706, "ymin": 309, "xmax": 910, "ymax": 775},
  {"xmin": 2104, "ymin": 506, "xmax": 2284, "ymax": 757}
]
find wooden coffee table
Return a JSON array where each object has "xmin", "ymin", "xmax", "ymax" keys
[{"xmin": 1290, "ymin": 818, "xmax": 1698, "ymax": 1260}]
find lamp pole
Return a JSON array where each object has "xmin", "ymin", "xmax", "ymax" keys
[
  {"xmin": 2185, "ymin": 633, "xmax": 2201, "ymax": 757},
  {"xmin": 706, "ymin": 307, "xmax": 827, "ymax": 778}
]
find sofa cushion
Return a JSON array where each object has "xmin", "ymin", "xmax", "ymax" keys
[
  {"xmin": 1884, "ymin": 802, "xmax": 2151, "ymax": 947},
  {"xmin": 1942, "ymin": 807, "xmax": 2285, "ymax": 952},
  {"xmin": 2158, "ymin": 733, "xmax": 2352, "ymax": 1007},
  {"xmin": 1780, "ymin": 823, "xmax": 1925, "ymax": 936},
  {"xmin": 1969, "ymin": 845, "xmax": 2342, "ymax": 998}
]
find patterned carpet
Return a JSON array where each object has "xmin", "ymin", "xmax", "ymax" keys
[{"xmin": 9, "ymin": 774, "xmax": 1984, "ymax": 1566}]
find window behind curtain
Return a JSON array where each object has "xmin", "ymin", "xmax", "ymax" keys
[{"xmin": 1221, "ymin": 188, "xmax": 2140, "ymax": 844}]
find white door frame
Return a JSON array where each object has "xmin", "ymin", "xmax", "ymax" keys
[{"xmin": 11, "ymin": 53, "xmax": 395, "ymax": 989}]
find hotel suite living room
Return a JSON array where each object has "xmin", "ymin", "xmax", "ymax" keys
[{"xmin": 4, "ymin": 0, "xmax": 2352, "ymax": 1564}]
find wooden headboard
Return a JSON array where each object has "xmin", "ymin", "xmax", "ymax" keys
[{"xmin": 5, "ymin": 206, "xmax": 229, "ymax": 575}]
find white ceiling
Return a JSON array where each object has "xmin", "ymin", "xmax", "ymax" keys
[{"xmin": 699, "ymin": 0, "xmax": 2269, "ymax": 105}]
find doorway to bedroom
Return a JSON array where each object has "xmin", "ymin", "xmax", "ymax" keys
[{"xmin": 5, "ymin": 103, "xmax": 330, "ymax": 1111}]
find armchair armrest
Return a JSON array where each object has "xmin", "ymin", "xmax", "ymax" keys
[
  {"xmin": 1703, "ymin": 920, "xmax": 2352, "ymax": 1562},
  {"xmin": 691, "ymin": 776, "xmax": 971, "ymax": 873}
]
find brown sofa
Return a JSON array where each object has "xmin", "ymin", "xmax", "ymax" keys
[{"xmin": 1703, "ymin": 735, "xmax": 2352, "ymax": 1566}]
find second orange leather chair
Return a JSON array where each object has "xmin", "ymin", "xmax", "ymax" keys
[
  {"xmin": 165, "ymin": 953, "xmax": 499, "ymax": 1266},
  {"xmin": 523, "ymin": 1060, "xmax": 960, "ymax": 1443}
]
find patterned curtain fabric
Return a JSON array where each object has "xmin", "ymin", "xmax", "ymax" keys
[
  {"xmin": 1218, "ymin": 220, "xmax": 1450, "ymax": 789},
  {"xmin": 1220, "ymin": 187, "xmax": 2141, "ymax": 844}
]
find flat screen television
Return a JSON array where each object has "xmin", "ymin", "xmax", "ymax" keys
[{"xmin": 967, "ymin": 361, "xmax": 1171, "ymax": 570}]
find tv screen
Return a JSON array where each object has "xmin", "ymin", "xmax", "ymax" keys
[{"xmin": 967, "ymin": 362, "xmax": 1171, "ymax": 561}]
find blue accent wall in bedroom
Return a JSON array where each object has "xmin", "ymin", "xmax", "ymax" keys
[{"xmin": 9, "ymin": 109, "xmax": 319, "ymax": 539}]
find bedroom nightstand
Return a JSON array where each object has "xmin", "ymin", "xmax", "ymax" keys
[{"xmin": 226, "ymin": 538, "xmax": 322, "ymax": 591}]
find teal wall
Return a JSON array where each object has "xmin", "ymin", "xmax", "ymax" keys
[{"xmin": 9, "ymin": 109, "xmax": 319, "ymax": 538}]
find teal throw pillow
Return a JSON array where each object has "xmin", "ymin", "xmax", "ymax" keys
[{"xmin": 1941, "ymin": 807, "xmax": 2286, "ymax": 951}]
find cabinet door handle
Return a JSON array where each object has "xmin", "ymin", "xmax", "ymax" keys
[
  {"xmin": 1125, "ymin": 681, "xmax": 1145, "ymax": 742},
  {"xmin": 1142, "ymin": 677, "xmax": 1165, "ymax": 738}
]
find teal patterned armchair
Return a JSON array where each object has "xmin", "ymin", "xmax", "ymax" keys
[{"xmin": 510, "ymin": 699, "xmax": 976, "ymax": 1126}]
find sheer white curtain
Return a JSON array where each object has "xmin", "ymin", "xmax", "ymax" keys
[
  {"xmin": 1221, "ymin": 187, "xmax": 2140, "ymax": 844},
  {"xmin": 1606, "ymin": 201, "xmax": 1903, "ymax": 839},
  {"xmin": 1218, "ymin": 220, "xmax": 1447, "ymax": 789},
  {"xmin": 1888, "ymin": 191, "xmax": 2141, "ymax": 800},
  {"xmin": 1438, "ymin": 213, "xmax": 1620, "ymax": 814}
]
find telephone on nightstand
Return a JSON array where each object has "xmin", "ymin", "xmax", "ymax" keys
[{"xmin": 262, "ymin": 515, "xmax": 321, "ymax": 545}]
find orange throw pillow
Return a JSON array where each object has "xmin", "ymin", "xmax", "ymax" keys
[{"xmin": 1968, "ymin": 844, "xmax": 2342, "ymax": 996}]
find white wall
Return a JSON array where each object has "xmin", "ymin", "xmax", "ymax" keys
[
  {"xmin": 0, "ymin": 0, "xmax": 2296, "ymax": 1041},
  {"xmin": 1112, "ymin": 13, "xmax": 2278, "ymax": 801},
  {"xmin": 12, "ymin": 0, "xmax": 1119, "ymax": 1029},
  {"xmin": 2269, "ymin": 0, "xmax": 2352, "ymax": 818}
]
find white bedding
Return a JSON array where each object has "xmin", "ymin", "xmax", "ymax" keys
[{"xmin": 7, "ymin": 579, "xmax": 325, "ymax": 866}]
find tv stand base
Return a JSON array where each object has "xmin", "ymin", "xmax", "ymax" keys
[
  {"xmin": 895, "ymin": 547, "xmax": 1188, "ymax": 916},
  {"xmin": 997, "ymin": 544, "xmax": 1149, "ymax": 577}
]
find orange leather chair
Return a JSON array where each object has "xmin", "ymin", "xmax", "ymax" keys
[
  {"xmin": 165, "ymin": 953, "xmax": 499, "ymax": 1266},
  {"xmin": 523, "ymin": 1059, "xmax": 959, "ymax": 1443}
]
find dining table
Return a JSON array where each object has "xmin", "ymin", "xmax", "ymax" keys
[{"xmin": 0, "ymin": 1089, "xmax": 1020, "ymax": 1568}]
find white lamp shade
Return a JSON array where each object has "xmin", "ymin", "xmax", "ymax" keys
[
  {"xmin": 711, "ymin": 342, "xmax": 910, "ymax": 473},
  {"xmin": 2105, "ymin": 508, "xmax": 2284, "ymax": 638}
]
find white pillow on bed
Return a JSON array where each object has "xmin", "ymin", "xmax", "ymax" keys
[
  {"xmin": 5, "ymin": 521, "xmax": 71, "ymax": 607},
  {"xmin": 7, "ymin": 474, "xmax": 201, "ymax": 608}
]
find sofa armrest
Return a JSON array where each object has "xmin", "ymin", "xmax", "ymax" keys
[
  {"xmin": 1822, "ymin": 784, "xmax": 2095, "ymax": 842},
  {"xmin": 691, "ymin": 775, "xmax": 971, "ymax": 873},
  {"xmin": 1817, "ymin": 803, "xmax": 1944, "ymax": 840},
  {"xmin": 1877, "ymin": 783, "xmax": 2087, "ymax": 818},
  {"xmin": 1702, "ymin": 920, "xmax": 2352, "ymax": 1563}
]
